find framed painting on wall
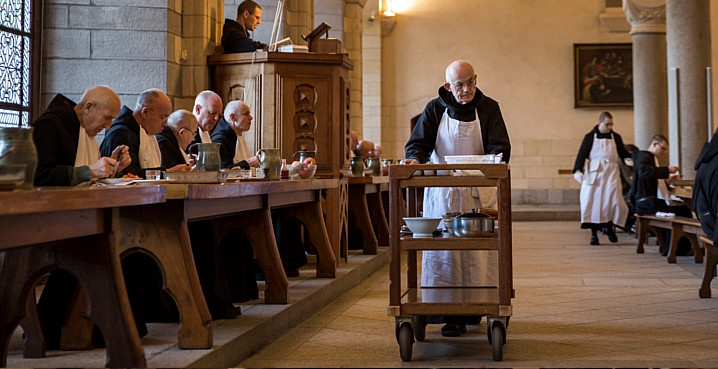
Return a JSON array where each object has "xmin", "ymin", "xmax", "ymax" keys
[{"xmin": 574, "ymin": 43, "xmax": 633, "ymax": 108}]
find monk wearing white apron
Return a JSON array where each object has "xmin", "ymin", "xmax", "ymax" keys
[
  {"xmin": 405, "ymin": 60, "xmax": 511, "ymax": 337},
  {"xmin": 572, "ymin": 112, "xmax": 631, "ymax": 245}
]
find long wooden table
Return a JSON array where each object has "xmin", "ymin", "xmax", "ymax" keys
[
  {"xmin": 0, "ymin": 186, "xmax": 166, "ymax": 368},
  {"xmin": 12, "ymin": 179, "xmax": 340, "ymax": 362},
  {"xmin": 85, "ymin": 179, "xmax": 338, "ymax": 344}
]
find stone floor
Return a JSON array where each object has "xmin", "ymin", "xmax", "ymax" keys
[{"xmin": 7, "ymin": 220, "xmax": 718, "ymax": 368}]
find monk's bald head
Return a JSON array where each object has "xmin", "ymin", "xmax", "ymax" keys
[
  {"xmin": 445, "ymin": 60, "xmax": 474, "ymax": 83},
  {"xmin": 75, "ymin": 85, "xmax": 121, "ymax": 136},
  {"xmin": 444, "ymin": 60, "xmax": 477, "ymax": 104}
]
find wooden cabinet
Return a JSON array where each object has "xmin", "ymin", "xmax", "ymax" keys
[{"xmin": 207, "ymin": 51, "xmax": 353, "ymax": 178}]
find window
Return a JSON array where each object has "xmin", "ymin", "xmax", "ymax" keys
[{"xmin": 0, "ymin": 0, "xmax": 40, "ymax": 128}]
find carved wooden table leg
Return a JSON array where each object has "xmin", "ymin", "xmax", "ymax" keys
[
  {"xmin": 366, "ymin": 189, "xmax": 390, "ymax": 246},
  {"xmin": 210, "ymin": 209, "xmax": 289, "ymax": 304},
  {"xmin": 284, "ymin": 200, "xmax": 337, "ymax": 278},
  {"xmin": 19, "ymin": 290, "xmax": 45, "ymax": 358},
  {"xmin": 348, "ymin": 183, "xmax": 378, "ymax": 254},
  {"xmin": 323, "ymin": 184, "xmax": 348, "ymax": 263},
  {"xmin": 0, "ymin": 236, "xmax": 146, "ymax": 368},
  {"xmin": 667, "ymin": 223, "xmax": 684, "ymax": 263},
  {"xmin": 118, "ymin": 203, "xmax": 213, "ymax": 349}
]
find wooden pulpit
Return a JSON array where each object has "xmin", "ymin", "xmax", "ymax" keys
[{"xmin": 207, "ymin": 51, "xmax": 354, "ymax": 178}]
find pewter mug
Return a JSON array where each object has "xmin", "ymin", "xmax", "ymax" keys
[
  {"xmin": 256, "ymin": 148, "xmax": 281, "ymax": 179},
  {"xmin": 188, "ymin": 142, "xmax": 221, "ymax": 172},
  {"xmin": 350, "ymin": 156, "xmax": 365, "ymax": 177}
]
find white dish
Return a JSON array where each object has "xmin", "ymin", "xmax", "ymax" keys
[
  {"xmin": 98, "ymin": 178, "xmax": 136, "ymax": 185},
  {"xmin": 412, "ymin": 233, "xmax": 434, "ymax": 238},
  {"xmin": 131, "ymin": 179, "xmax": 171, "ymax": 185},
  {"xmin": 444, "ymin": 155, "xmax": 489, "ymax": 176}
]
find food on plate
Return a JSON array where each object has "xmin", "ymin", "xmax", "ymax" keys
[{"xmin": 122, "ymin": 173, "xmax": 141, "ymax": 179}]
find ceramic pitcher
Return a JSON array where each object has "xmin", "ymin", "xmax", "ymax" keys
[
  {"xmin": 293, "ymin": 150, "xmax": 316, "ymax": 163},
  {"xmin": 0, "ymin": 127, "xmax": 37, "ymax": 188},
  {"xmin": 188, "ymin": 142, "xmax": 221, "ymax": 172},
  {"xmin": 257, "ymin": 148, "xmax": 281, "ymax": 179},
  {"xmin": 350, "ymin": 156, "xmax": 365, "ymax": 177},
  {"xmin": 365, "ymin": 157, "xmax": 381, "ymax": 176}
]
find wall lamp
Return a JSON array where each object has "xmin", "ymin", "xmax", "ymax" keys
[{"xmin": 379, "ymin": 0, "xmax": 396, "ymax": 37}]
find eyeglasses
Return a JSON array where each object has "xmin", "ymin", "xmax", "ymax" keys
[
  {"xmin": 181, "ymin": 127, "xmax": 197, "ymax": 136},
  {"xmin": 657, "ymin": 143, "xmax": 668, "ymax": 151},
  {"xmin": 144, "ymin": 106, "xmax": 169, "ymax": 121},
  {"xmin": 451, "ymin": 76, "xmax": 476, "ymax": 91}
]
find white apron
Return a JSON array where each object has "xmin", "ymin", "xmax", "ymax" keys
[
  {"xmin": 421, "ymin": 109, "xmax": 499, "ymax": 287},
  {"xmin": 579, "ymin": 133, "xmax": 628, "ymax": 226}
]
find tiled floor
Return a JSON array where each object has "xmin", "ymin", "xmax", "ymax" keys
[
  {"xmin": 240, "ymin": 221, "xmax": 718, "ymax": 368},
  {"xmin": 7, "ymin": 221, "xmax": 718, "ymax": 367}
]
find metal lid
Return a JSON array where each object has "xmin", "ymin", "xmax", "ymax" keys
[{"xmin": 455, "ymin": 209, "xmax": 491, "ymax": 218}]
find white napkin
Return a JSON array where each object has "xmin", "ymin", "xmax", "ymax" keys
[
  {"xmin": 75, "ymin": 125, "xmax": 100, "ymax": 167},
  {"xmin": 656, "ymin": 212, "xmax": 675, "ymax": 218}
]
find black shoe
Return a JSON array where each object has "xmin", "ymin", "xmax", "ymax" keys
[
  {"xmin": 590, "ymin": 235, "xmax": 599, "ymax": 245},
  {"xmin": 606, "ymin": 227, "xmax": 618, "ymax": 243},
  {"xmin": 285, "ymin": 268, "xmax": 300, "ymax": 277},
  {"xmin": 440, "ymin": 323, "xmax": 463, "ymax": 337},
  {"xmin": 210, "ymin": 304, "xmax": 242, "ymax": 320}
]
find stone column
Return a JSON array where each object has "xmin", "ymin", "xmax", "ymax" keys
[
  {"xmin": 623, "ymin": 0, "xmax": 667, "ymax": 152},
  {"xmin": 667, "ymin": 0, "xmax": 712, "ymax": 178},
  {"xmin": 345, "ymin": 0, "xmax": 366, "ymax": 139}
]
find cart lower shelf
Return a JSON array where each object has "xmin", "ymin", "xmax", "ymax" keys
[{"xmin": 388, "ymin": 287, "xmax": 512, "ymax": 317}]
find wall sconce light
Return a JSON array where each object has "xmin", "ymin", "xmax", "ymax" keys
[
  {"xmin": 381, "ymin": 14, "xmax": 396, "ymax": 37},
  {"xmin": 379, "ymin": 0, "xmax": 396, "ymax": 37}
]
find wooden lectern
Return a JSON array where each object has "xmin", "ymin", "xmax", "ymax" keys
[{"xmin": 207, "ymin": 51, "xmax": 354, "ymax": 179}]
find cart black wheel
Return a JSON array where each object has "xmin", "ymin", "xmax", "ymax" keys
[
  {"xmin": 399, "ymin": 324, "xmax": 413, "ymax": 361},
  {"xmin": 491, "ymin": 323, "xmax": 504, "ymax": 361},
  {"xmin": 412, "ymin": 316, "xmax": 426, "ymax": 341}
]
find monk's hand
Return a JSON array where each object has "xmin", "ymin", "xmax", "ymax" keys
[
  {"xmin": 573, "ymin": 171, "xmax": 583, "ymax": 184},
  {"xmin": 89, "ymin": 157, "xmax": 115, "ymax": 179},
  {"xmin": 403, "ymin": 159, "xmax": 420, "ymax": 165},
  {"xmin": 111, "ymin": 145, "xmax": 131, "ymax": 171},
  {"xmin": 167, "ymin": 164, "xmax": 192, "ymax": 173}
]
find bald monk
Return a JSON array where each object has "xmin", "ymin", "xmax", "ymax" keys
[{"xmin": 32, "ymin": 85, "xmax": 130, "ymax": 186}]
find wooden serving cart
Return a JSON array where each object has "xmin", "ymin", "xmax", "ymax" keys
[{"xmin": 387, "ymin": 163, "xmax": 514, "ymax": 361}]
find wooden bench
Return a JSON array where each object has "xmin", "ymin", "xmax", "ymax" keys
[{"xmin": 635, "ymin": 214, "xmax": 705, "ymax": 263}]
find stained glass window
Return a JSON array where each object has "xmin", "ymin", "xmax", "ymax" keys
[{"xmin": 0, "ymin": 0, "xmax": 32, "ymax": 128}]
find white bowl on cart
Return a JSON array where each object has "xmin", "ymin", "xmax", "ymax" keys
[{"xmin": 402, "ymin": 217, "xmax": 442, "ymax": 238}]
